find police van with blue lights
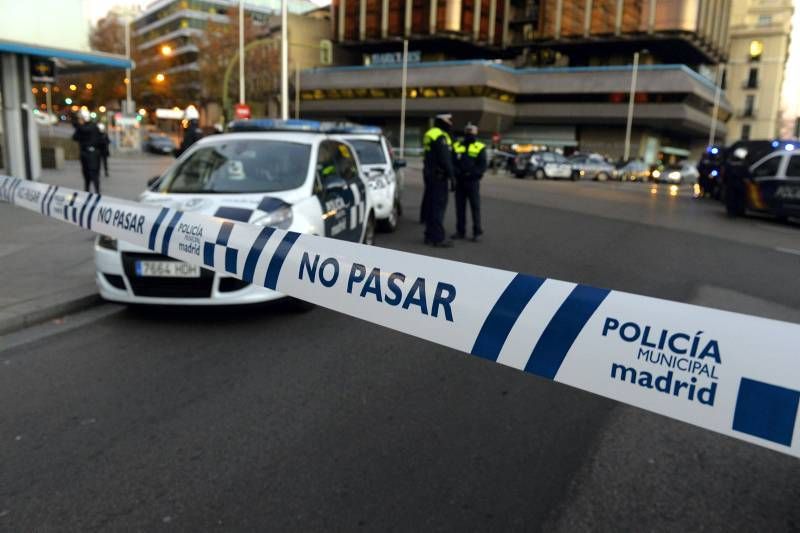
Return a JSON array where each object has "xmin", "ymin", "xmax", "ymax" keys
[
  {"xmin": 94, "ymin": 119, "xmax": 375, "ymax": 305},
  {"xmin": 720, "ymin": 139, "xmax": 800, "ymax": 221}
]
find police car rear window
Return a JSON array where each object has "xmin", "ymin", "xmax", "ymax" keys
[
  {"xmin": 158, "ymin": 140, "xmax": 311, "ymax": 193},
  {"xmin": 348, "ymin": 140, "xmax": 387, "ymax": 165}
]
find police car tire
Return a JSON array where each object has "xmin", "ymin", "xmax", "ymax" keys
[
  {"xmin": 378, "ymin": 201, "xmax": 399, "ymax": 233},
  {"xmin": 534, "ymin": 169, "xmax": 545, "ymax": 180}
]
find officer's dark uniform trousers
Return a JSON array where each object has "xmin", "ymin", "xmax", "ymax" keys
[{"xmin": 453, "ymin": 139, "xmax": 486, "ymax": 238}]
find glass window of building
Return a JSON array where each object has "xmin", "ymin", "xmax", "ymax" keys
[
  {"xmin": 747, "ymin": 68, "xmax": 758, "ymax": 89},
  {"xmin": 741, "ymin": 124, "xmax": 751, "ymax": 141},
  {"xmin": 744, "ymin": 95, "xmax": 755, "ymax": 117}
]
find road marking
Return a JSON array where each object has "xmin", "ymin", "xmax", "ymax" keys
[{"xmin": 776, "ymin": 247, "xmax": 800, "ymax": 256}]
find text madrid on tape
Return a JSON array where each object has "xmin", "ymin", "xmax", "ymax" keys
[{"xmin": 1, "ymin": 175, "xmax": 799, "ymax": 458}]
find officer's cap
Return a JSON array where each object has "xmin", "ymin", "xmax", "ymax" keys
[{"xmin": 464, "ymin": 123, "xmax": 478, "ymax": 135}]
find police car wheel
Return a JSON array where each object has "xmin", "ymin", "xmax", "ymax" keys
[
  {"xmin": 362, "ymin": 213, "xmax": 376, "ymax": 245},
  {"xmin": 534, "ymin": 169, "xmax": 545, "ymax": 180},
  {"xmin": 378, "ymin": 201, "xmax": 399, "ymax": 232}
]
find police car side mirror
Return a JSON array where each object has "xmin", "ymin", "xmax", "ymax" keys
[{"xmin": 393, "ymin": 159, "xmax": 407, "ymax": 170}]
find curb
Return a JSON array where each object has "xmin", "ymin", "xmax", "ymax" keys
[{"xmin": 0, "ymin": 292, "xmax": 103, "ymax": 336}]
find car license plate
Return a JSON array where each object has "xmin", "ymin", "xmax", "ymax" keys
[{"xmin": 135, "ymin": 261, "xmax": 200, "ymax": 278}]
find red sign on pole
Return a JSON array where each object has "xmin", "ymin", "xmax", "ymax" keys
[
  {"xmin": 492, "ymin": 132, "xmax": 501, "ymax": 144},
  {"xmin": 234, "ymin": 103, "xmax": 251, "ymax": 120}
]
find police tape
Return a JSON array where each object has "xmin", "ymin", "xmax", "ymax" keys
[{"xmin": 2, "ymin": 175, "xmax": 800, "ymax": 457}]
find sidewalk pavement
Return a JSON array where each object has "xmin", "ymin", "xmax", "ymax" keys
[{"xmin": 0, "ymin": 154, "xmax": 173, "ymax": 335}]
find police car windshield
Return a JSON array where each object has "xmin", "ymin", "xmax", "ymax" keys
[
  {"xmin": 158, "ymin": 140, "xmax": 311, "ymax": 193},
  {"xmin": 348, "ymin": 139, "xmax": 386, "ymax": 165}
]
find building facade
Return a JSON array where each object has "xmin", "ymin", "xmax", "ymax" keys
[
  {"xmin": 725, "ymin": 0, "xmax": 793, "ymax": 141},
  {"xmin": 132, "ymin": 0, "xmax": 317, "ymax": 106},
  {"xmin": 301, "ymin": 0, "xmax": 733, "ymax": 161}
]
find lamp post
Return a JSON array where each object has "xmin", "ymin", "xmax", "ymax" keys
[
  {"xmin": 239, "ymin": 0, "xmax": 245, "ymax": 105},
  {"xmin": 125, "ymin": 18, "xmax": 133, "ymax": 114},
  {"xmin": 280, "ymin": 0, "xmax": 289, "ymax": 119},
  {"xmin": 623, "ymin": 51, "xmax": 640, "ymax": 162},
  {"xmin": 399, "ymin": 39, "xmax": 409, "ymax": 158},
  {"xmin": 708, "ymin": 63, "xmax": 725, "ymax": 147}
]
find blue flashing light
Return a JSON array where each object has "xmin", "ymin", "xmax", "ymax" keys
[
  {"xmin": 229, "ymin": 118, "xmax": 323, "ymax": 132},
  {"xmin": 710, "ymin": 170, "xmax": 718, "ymax": 177},
  {"xmin": 786, "ymin": 143, "xmax": 795, "ymax": 151},
  {"xmin": 227, "ymin": 118, "xmax": 383, "ymax": 135},
  {"xmin": 710, "ymin": 147, "xmax": 719, "ymax": 155},
  {"xmin": 772, "ymin": 140, "xmax": 780, "ymax": 148}
]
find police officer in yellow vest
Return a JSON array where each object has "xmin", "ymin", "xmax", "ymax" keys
[
  {"xmin": 422, "ymin": 113, "xmax": 456, "ymax": 247},
  {"xmin": 452, "ymin": 123, "xmax": 487, "ymax": 241}
]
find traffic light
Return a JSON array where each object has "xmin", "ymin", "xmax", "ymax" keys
[{"xmin": 320, "ymin": 39, "xmax": 333, "ymax": 66}]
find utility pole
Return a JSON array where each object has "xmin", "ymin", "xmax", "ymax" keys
[
  {"xmin": 399, "ymin": 39, "xmax": 409, "ymax": 158},
  {"xmin": 125, "ymin": 18, "xmax": 132, "ymax": 114},
  {"xmin": 280, "ymin": 0, "xmax": 289, "ymax": 119},
  {"xmin": 239, "ymin": 0, "xmax": 245, "ymax": 105},
  {"xmin": 295, "ymin": 62, "xmax": 300, "ymax": 119},
  {"xmin": 708, "ymin": 63, "xmax": 725, "ymax": 147},
  {"xmin": 623, "ymin": 51, "xmax": 639, "ymax": 161}
]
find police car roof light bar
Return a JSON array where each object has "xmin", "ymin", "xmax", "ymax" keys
[{"xmin": 228, "ymin": 118, "xmax": 324, "ymax": 133}]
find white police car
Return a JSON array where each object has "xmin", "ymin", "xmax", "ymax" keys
[
  {"xmin": 332, "ymin": 127, "xmax": 406, "ymax": 232},
  {"xmin": 94, "ymin": 119, "xmax": 374, "ymax": 305}
]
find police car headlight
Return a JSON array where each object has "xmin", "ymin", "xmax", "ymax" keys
[
  {"xmin": 652, "ymin": 170, "xmax": 661, "ymax": 179},
  {"xmin": 252, "ymin": 206, "xmax": 293, "ymax": 230},
  {"xmin": 368, "ymin": 177, "xmax": 388, "ymax": 190},
  {"xmin": 668, "ymin": 171, "xmax": 681, "ymax": 180},
  {"xmin": 96, "ymin": 234, "xmax": 117, "ymax": 251}
]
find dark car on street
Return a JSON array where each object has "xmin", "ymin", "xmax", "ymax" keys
[
  {"xmin": 144, "ymin": 133, "xmax": 177, "ymax": 155},
  {"xmin": 721, "ymin": 140, "xmax": 800, "ymax": 220}
]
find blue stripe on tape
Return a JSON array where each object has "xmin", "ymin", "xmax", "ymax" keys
[
  {"xmin": 217, "ymin": 221, "xmax": 235, "ymax": 245},
  {"xmin": 148, "ymin": 208, "xmax": 169, "ymax": 250},
  {"xmin": 524, "ymin": 285, "xmax": 610, "ymax": 379},
  {"xmin": 733, "ymin": 378, "xmax": 800, "ymax": 446},
  {"xmin": 64, "ymin": 193, "xmax": 77, "ymax": 221},
  {"xmin": 203, "ymin": 242, "xmax": 215, "ymax": 267},
  {"xmin": 86, "ymin": 194, "xmax": 101, "ymax": 230},
  {"xmin": 225, "ymin": 248, "xmax": 238, "ymax": 274},
  {"xmin": 78, "ymin": 193, "xmax": 93, "ymax": 228},
  {"xmin": 264, "ymin": 231, "xmax": 300, "ymax": 290},
  {"xmin": 471, "ymin": 273, "xmax": 546, "ymax": 362},
  {"xmin": 46, "ymin": 186, "xmax": 59, "ymax": 216},
  {"xmin": 9, "ymin": 178, "xmax": 21, "ymax": 204},
  {"xmin": 160, "ymin": 211, "xmax": 183, "ymax": 255},
  {"xmin": 41, "ymin": 185, "xmax": 54, "ymax": 214},
  {"xmin": 242, "ymin": 227, "xmax": 275, "ymax": 283}
]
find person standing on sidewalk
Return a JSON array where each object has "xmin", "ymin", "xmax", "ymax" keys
[
  {"xmin": 176, "ymin": 105, "xmax": 203, "ymax": 157},
  {"xmin": 97, "ymin": 123, "xmax": 111, "ymax": 178},
  {"xmin": 72, "ymin": 109, "xmax": 102, "ymax": 194},
  {"xmin": 451, "ymin": 123, "xmax": 486, "ymax": 242},
  {"xmin": 422, "ymin": 113, "xmax": 455, "ymax": 247}
]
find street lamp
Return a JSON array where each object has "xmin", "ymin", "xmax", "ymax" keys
[
  {"xmin": 155, "ymin": 73, "xmax": 166, "ymax": 83},
  {"xmin": 69, "ymin": 84, "xmax": 77, "ymax": 91},
  {"xmin": 85, "ymin": 83, "xmax": 93, "ymax": 90},
  {"xmin": 161, "ymin": 44, "xmax": 172, "ymax": 56}
]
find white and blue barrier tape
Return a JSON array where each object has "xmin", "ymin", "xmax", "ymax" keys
[{"xmin": 2, "ymin": 175, "xmax": 800, "ymax": 458}]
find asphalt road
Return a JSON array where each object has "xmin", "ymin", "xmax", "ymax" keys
[{"xmin": 2, "ymin": 169, "xmax": 800, "ymax": 531}]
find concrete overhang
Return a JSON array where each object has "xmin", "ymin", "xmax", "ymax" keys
[{"xmin": 0, "ymin": 39, "xmax": 133, "ymax": 73}]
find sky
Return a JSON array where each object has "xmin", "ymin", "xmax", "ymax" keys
[{"xmin": 83, "ymin": 0, "xmax": 800, "ymax": 124}]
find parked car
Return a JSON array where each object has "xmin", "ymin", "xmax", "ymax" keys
[
  {"xmin": 652, "ymin": 162, "xmax": 699, "ymax": 184},
  {"xmin": 721, "ymin": 140, "xmax": 800, "ymax": 219},
  {"xmin": 334, "ymin": 126, "xmax": 405, "ymax": 232},
  {"xmin": 531, "ymin": 151, "xmax": 576, "ymax": 180},
  {"xmin": 616, "ymin": 159, "xmax": 650, "ymax": 181},
  {"xmin": 144, "ymin": 133, "xmax": 177, "ymax": 155},
  {"xmin": 697, "ymin": 145, "xmax": 724, "ymax": 198},
  {"xmin": 569, "ymin": 154, "xmax": 617, "ymax": 181},
  {"xmin": 95, "ymin": 119, "xmax": 375, "ymax": 306}
]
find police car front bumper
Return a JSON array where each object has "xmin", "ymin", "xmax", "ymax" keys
[
  {"xmin": 368, "ymin": 182, "xmax": 396, "ymax": 220},
  {"xmin": 94, "ymin": 243, "xmax": 286, "ymax": 305}
]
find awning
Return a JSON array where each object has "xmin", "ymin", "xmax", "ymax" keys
[
  {"xmin": 502, "ymin": 125, "xmax": 578, "ymax": 147},
  {"xmin": 661, "ymin": 146, "xmax": 691, "ymax": 157},
  {"xmin": 0, "ymin": 39, "xmax": 132, "ymax": 72}
]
